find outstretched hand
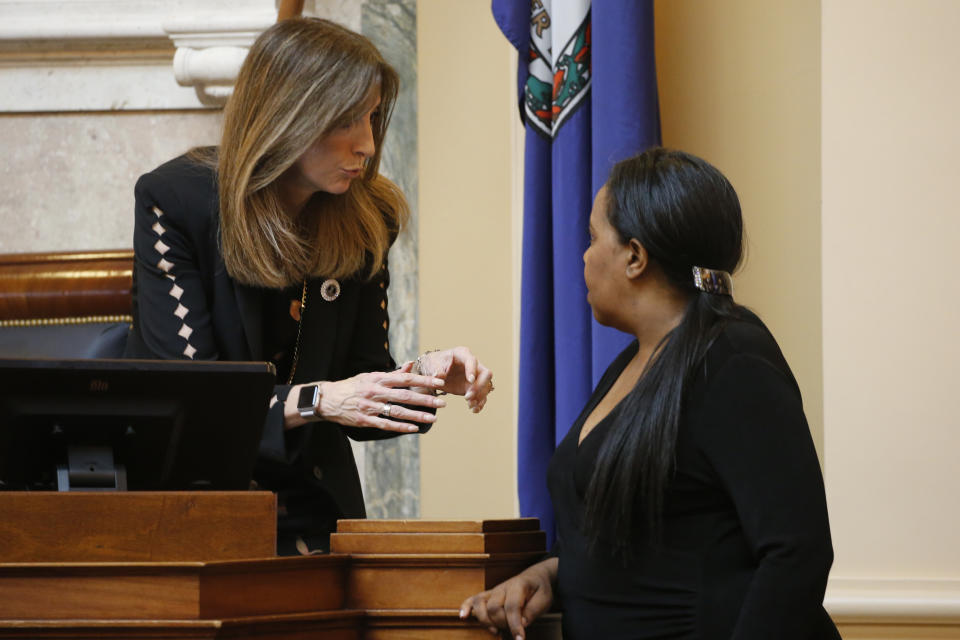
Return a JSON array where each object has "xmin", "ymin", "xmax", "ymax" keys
[
  {"xmin": 459, "ymin": 558, "xmax": 556, "ymax": 639},
  {"xmin": 317, "ymin": 365, "xmax": 447, "ymax": 432},
  {"xmin": 415, "ymin": 346, "xmax": 494, "ymax": 413}
]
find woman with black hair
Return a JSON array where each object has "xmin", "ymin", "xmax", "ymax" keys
[{"xmin": 461, "ymin": 148, "xmax": 840, "ymax": 639}]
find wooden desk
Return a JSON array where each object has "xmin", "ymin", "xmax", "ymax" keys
[{"xmin": 0, "ymin": 493, "xmax": 561, "ymax": 639}]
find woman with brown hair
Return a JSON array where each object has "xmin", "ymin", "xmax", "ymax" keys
[{"xmin": 125, "ymin": 18, "xmax": 493, "ymax": 555}]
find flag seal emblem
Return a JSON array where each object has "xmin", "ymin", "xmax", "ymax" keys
[{"xmin": 523, "ymin": 4, "xmax": 592, "ymax": 139}]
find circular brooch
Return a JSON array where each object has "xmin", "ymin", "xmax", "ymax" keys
[{"xmin": 320, "ymin": 278, "xmax": 341, "ymax": 302}]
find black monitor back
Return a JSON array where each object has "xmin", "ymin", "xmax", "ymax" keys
[{"xmin": 0, "ymin": 358, "xmax": 275, "ymax": 491}]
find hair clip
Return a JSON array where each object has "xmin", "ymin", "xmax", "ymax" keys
[{"xmin": 692, "ymin": 266, "xmax": 733, "ymax": 296}]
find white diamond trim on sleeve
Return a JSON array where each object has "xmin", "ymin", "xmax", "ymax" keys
[{"xmin": 147, "ymin": 209, "xmax": 199, "ymax": 360}]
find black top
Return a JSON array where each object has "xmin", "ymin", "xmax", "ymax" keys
[
  {"xmin": 547, "ymin": 313, "xmax": 841, "ymax": 639},
  {"xmin": 262, "ymin": 283, "xmax": 304, "ymax": 384},
  {"xmin": 124, "ymin": 154, "xmax": 421, "ymax": 553}
]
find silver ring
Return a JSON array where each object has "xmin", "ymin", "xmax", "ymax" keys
[{"xmin": 379, "ymin": 403, "xmax": 392, "ymax": 417}]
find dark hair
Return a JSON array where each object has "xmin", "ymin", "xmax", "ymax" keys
[{"xmin": 583, "ymin": 148, "xmax": 744, "ymax": 558}]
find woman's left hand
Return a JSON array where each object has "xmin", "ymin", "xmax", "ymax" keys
[{"xmin": 415, "ymin": 346, "xmax": 494, "ymax": 413}]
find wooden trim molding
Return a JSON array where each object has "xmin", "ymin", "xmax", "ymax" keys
[
  {"xmin": 0, "ymin": 514, "xmax": 561, "ymax": 638},
  {"xmin": 0, "ymin": 249, "xmax": 133, "ymax": 321},
  {"xmin": 826, "ymin": 578, "xmax": 960, "ymax": 623}
]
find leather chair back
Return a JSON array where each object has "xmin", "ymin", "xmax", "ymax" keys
[{"xmin": 0, "ymin": 250, "xmax": 133, "ymax": 359}]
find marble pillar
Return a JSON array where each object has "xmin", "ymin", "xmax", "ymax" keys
[
  {"xmin": 361, "ymin": 0, "xmax": 421, "ymax": 519},
  {"xmin": 307, "ymin": 0, "xmax": 421, "ymax": 519}
]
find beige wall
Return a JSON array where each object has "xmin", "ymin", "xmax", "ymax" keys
[
  {"xmin": 417, "ymin": 0, "xmax": 520, "ymax": 519},
  {"xmin": 821, "ymin": 0, "xmax": 960, "ymax": 629},
  {"xmin": 416, "ymin": 0, "xmax": 825, "ymax": 520},
  {"xmin": 654, "ymin": 0, "xmax": 824, "ymax": 455},
  {"xmin": 418, "ymin": 0, "xmax": 960, "ymax": 630},
  {"xmin": 416, "ymin": 0, "xmax": 826, "ymax": 516},
  {"xmin": 823, "ymin": 0, "xmax": 960, "ymax": 578}
]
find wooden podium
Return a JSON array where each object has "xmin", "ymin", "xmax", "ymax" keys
[{"xmin": 0, "ymin": 492, "xmax": 561, "ymax": 639}]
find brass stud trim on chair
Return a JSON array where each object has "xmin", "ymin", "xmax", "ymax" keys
[{"xmin": 0, "ymin": 315, "xmax": 133, "ymax": 328}]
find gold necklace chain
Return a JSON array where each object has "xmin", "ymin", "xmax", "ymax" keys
[{"xmin": 286, "ymin": 278, "xmax": 308, "ymax": 384}]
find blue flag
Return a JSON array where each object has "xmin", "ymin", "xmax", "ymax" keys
[{"xmin": 492, "ymin": 0, "xmax": 661, "ymax": 544}]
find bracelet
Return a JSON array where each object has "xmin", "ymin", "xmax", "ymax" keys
[
  {"xmin": 414, "ymin": 350, "xmax": 438, "ymax": 376},
  {"xmin": 414, "ymin": 350, "xmax": 447, "ymax": 396}
]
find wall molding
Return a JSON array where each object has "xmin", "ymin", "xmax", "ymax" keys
[
  {"xmin": 165, "ymin": 13, "xmax": 274, "ymax": 106},
  {"xmin": 0, "ymin": 0, "xmax": 274, "ymax": 112},
  {"xmin": 826, "ymin": 577, "xmax": 960, "ymax": 623}
]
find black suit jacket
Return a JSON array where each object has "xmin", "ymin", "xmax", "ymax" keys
[{"xmin": 125, "ymin": 154, "xmax": 415, "ymax": 522}]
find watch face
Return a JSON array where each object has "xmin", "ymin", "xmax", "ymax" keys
[{"xmin": 297, "ymin": 385, "xmax": 319, "ymax": 409}]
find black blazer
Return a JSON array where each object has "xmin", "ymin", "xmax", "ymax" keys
[{"xmin": 125, "ymin": 154, "xmax": 414, "ymax": 521}]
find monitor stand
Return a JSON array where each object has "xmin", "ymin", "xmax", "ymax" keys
[{"xmin": 57, "ymin": 445, "xmax": 127, "ymax": 491}]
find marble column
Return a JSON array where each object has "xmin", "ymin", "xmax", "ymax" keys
[
  {"xmin": 308, "ymin": 0, "xmax": 421, "ymax": 518},
  {"xmin": 359, "ymin": 0, "xmax": 421, "ymax": 519}
]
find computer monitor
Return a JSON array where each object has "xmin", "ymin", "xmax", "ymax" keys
[{"xmin": 0, "ymin": 358, "xmax": 276, "ymax": 491}]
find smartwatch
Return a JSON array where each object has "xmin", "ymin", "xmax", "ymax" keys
[{"xmin": 297, "ymin": 384, "xmax": 322, "ymax": 419}]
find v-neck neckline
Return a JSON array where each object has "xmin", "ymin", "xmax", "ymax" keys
[{"xmin": 575, "ymin": 340, "xmax": 640, "ymax": 451}]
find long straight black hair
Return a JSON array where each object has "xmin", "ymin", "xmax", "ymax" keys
[{"xmin": 583, "ymin": 148, "xmax": 744, "ymax": 558}]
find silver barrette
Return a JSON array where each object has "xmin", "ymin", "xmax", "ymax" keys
[
  {"xmin": 692, "ymin": 266, "xmax": 733, "ymax": 296},
  {"xmin": 320, "ymin": 278, "xmax": 341, "ymax": 302}
]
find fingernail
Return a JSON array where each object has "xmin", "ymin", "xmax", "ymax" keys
[
  {"xmin": 465, "ymin": 390, "xmax": 475, "ymax": 400},
  {"xmin": 467, "ymin": 374, "xmax": 476, "ymax": 383},
  {"xmin": 407, "ymin": 425, "xmax": 419, "ymax": 432},
  {"xmin": 517, "ymin": 636, "xmax": 524, "ymax": 640},
  {"xmin": 436, "ymin": 398, "xmax": 447, "ymax": 408},
  {"xmin": 459, "ymin": 608, "xmax": 467, "ymax": 619},
  {"xmin": 488, "ymin": 628, "xmax": 498, "ymax": 635},
  {"xmin": 433, "ymin": 377, "xmax": 445, "ymax": 386}
]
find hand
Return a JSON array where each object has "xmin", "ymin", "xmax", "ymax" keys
[
  {"xmin": 314, "ymin": 366, "xmax": 447, "ymax": 433},
  {"xmin": 416, "ymin": 346, "xmax": 494, "ymax": 413},
  {"xmin": 459, "ymin": 558, "xmax": 556, "ymax": 639}
]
